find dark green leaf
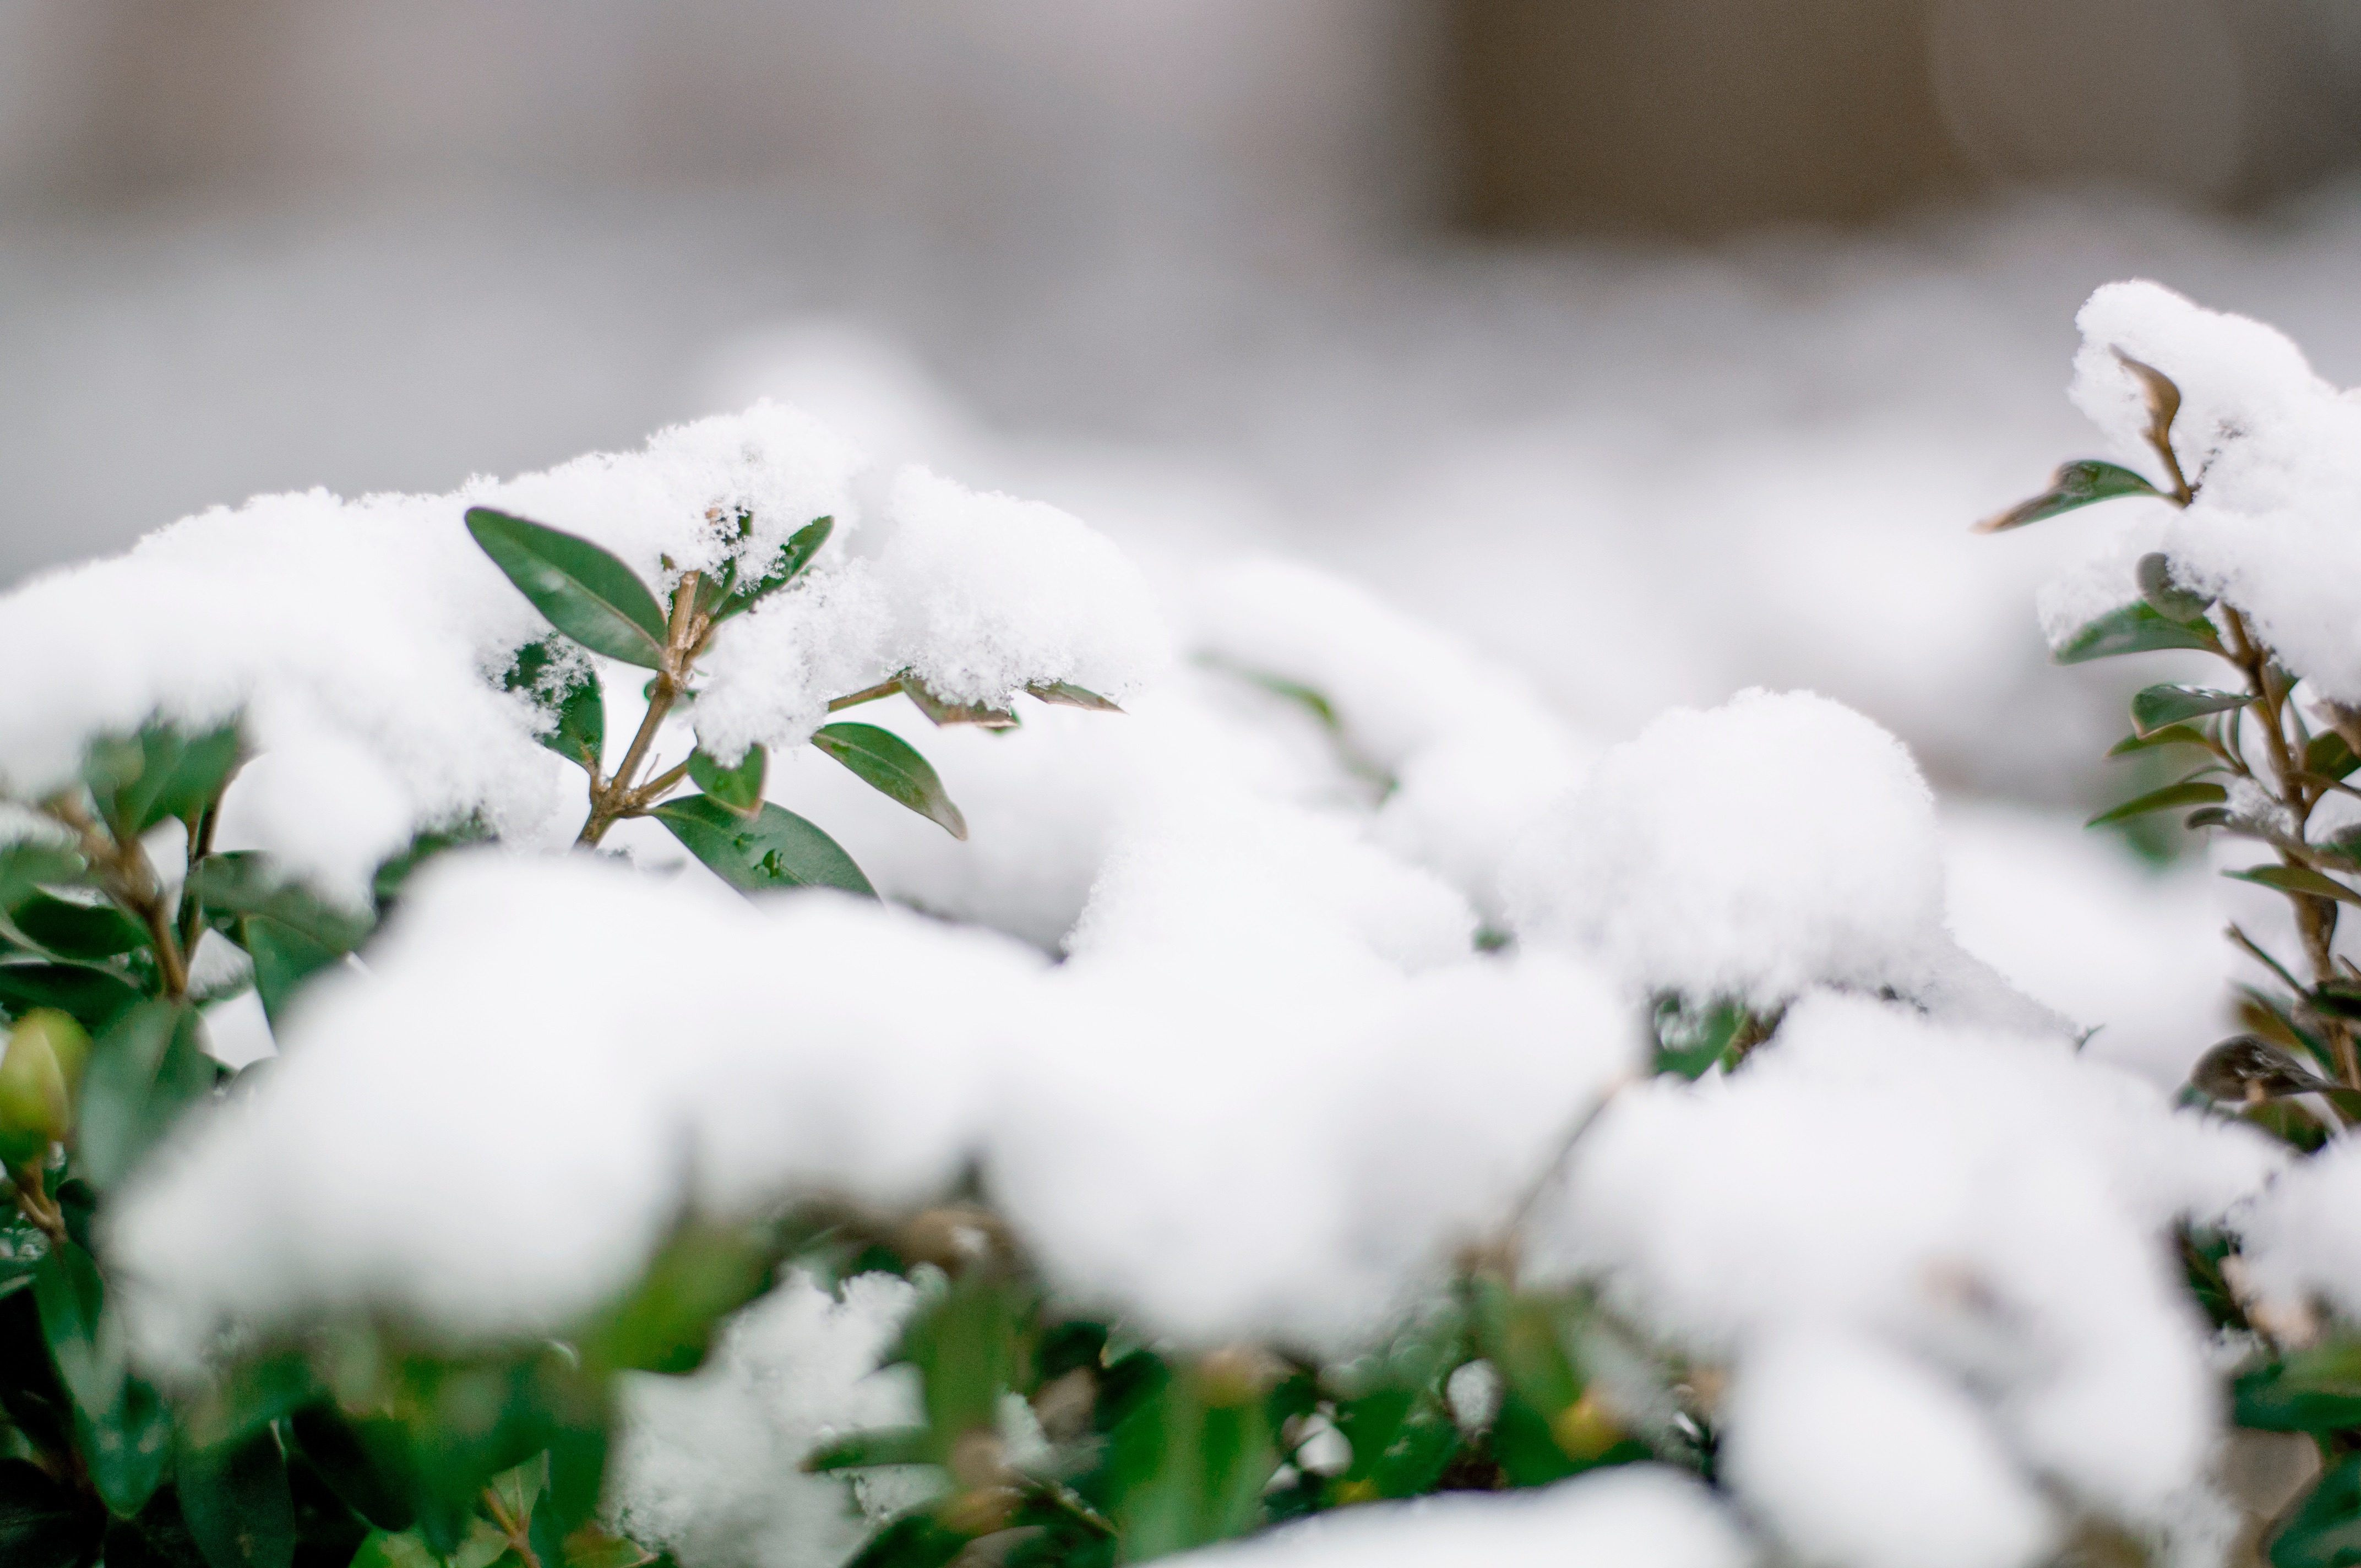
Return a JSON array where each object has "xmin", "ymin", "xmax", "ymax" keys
[
  {"xmin": 2109, "ymin": 725, "xmax": 2211, "ymax": 757},
  {"xmin": 2054, "ymin": 602, "xmax": 2222, "ymax": 665},
  {"xmin": 684, "ymin": 745, "xmax": 766, "ymax": 819},
  {"xmin": 711, "ymin": 517, "xmax": 833, "ymax": 627},
  {"xmin": 651, "ymin": 798, "xmax": 875, "ymax": 900},
  {"xmin": 802, "ymin": 1427, "xmax": 935, "ymax": 1473},
  {"xmin": 11, "ymin": 894, "xmax": 146, "ymax": 961},
  {"xmin": 845, "ymin": 1514, "xmax": 969, "ymax": 1568},
  {"xmin": 1651, "ymin": 996, "xmax": 1748, "ymax": 1080},
  {"xmin": 0, "ymin": 963, "xmax": 140, "ymax": 1032},
  {"xmin": 372, "ymin": 826, "xmax": 492, "ymax": 913},
  {"xmin": 346, "ymin": 1532, "xmax": 441, "ymax": 1568},
  {"xmin": 78, "ymin": 1000, "xmax": 214, "ymax": 1192},
  {"xmin": 2131, "ymin": 684, "xmax": 2250, "ymax": 736},
  {"xmin": 1976, "ymin": 460, "xmax": 2160, "ymax": 533},
  {"xmin": 2086, "ymin": 780, "xmax": 2227, "ymax": 827},
  {"xmin": 1024, "ymin": 682, "xmax": 1124, "ymax": 714},
  {"xmin": 466, "ymin": 509, "xmax": 670, "ymax": 669},
  {"xmin": 285, "ymin": 1408, "xmax": 414, "ymax": 1534},
  {"xmin": 89, "ymin": 724, "xmax": 244, "ymax": 839},
  {"xmin": 2273, "ymin": 1452, "xmax": 2361, "ymax": 1568},
  {"xmin": 2311, "ymin": 733, "xmax": 2361, "ymax": 783},
  {"xmin": 78, "ymin": 1375, "xmax": 174, "ymax": 1518},
  {"xmin": 2229, "ymin": 865, "xmax": 2361, "ymax": 906},
  {"xmin": 503, "ymin": 640, "xmax": 605, "ymax": 773},
  {"xmin": 898, "ymin": 679, "xmax": 1019, "ymax": 731},
  {"xmin": 2186, "ymin": 806, "xmax": 2234, "ymax": 830},
  {"xmin": 179, "ymin": 1429, "xmax": 295, "ymax": 1568},
  {"xmin": 0, "ymin": 1457, "xmax": 95, "ymax": 1567},
  {"xmin": 283, "ymin": 1445, "xmax": 369, "ymax": 1566},
  {"xmin": 811, "ymin": 725, "xmax": 967, "ymax": 841}
]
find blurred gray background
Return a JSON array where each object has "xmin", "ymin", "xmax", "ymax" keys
[{"xmin": 7, "ymin": 0, "xmax": 2361, "ymax": 814}]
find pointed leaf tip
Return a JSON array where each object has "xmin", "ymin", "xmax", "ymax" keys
[
  {"xmin": 1975, "ymin": 460, "xmax": 2160, "ymax": 533},
  {"xmin": 812, "ymin": 724, "xmax": 969, "ymax": 840}
]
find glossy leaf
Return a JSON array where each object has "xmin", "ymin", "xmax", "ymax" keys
[
  {"xmin": 2273, "ymin": 1452, "xmax": 2361, "ymax": 1568},
  {"xmin": 77, "ymin": 1375, "xmax": 174, "ymax": 1520},
  {"xmin": 711, "ymin": 516, "xmax": 833, "ymax": 626},
  {"xmin": 466, "ymin": 509, "xmax": 670, "ymax": 669},
  {"xmin": 812, "ymin": 724, "xmax": 967, "ymax": 840},
  {"xmin": 1976, "ymin": 460, "xmax": 2161, "ymax": 533},
  {"xmin": 189, "ymin": 856, "xmax": 372, "ymax": 955},
  {"xmin": 286, "ymin": 1407, "xmax": 415, "ymax": 1534},
  {"xmin": 2086, "ymin": 779, "xmax": 2227, "ymax": 827},
  {"xmin": 2229, "ymin": 864, "xmax": 2361, "ymax": 905},
  {"xmin": 2053, "ymin": 602, "xmax": 2222, "ymax": 665},
  {"xmin": 0, "ymin": 844, "xmax": 87, "ymax": 916},
  {"xmin": 2239, "ymin": 1341, "xmax": 2361, "ymax": 1433},
  {"xmin": 2130, "ymin": 684, "xmax": 2249, "ymax": 736},
  {"xmin": 685, "ymin": 744, "xmax": 766, "ymax": 819},
  {"xmin": 78, "ymin": 1000, "xmax": 214, "ymax": 1191},
  {"xmin": 178, "ymin": 1429, "xmax": 295, "ymax": 1568},
  {"xmin": 0, "ymin": 1457, "xmax": 93, "ymax": 1567},
  {"xmin": 503, "ymin": 639, "xmax": 605, "ymax": 772},
  {"xmin": 802, "ymin": 1427, "xmax": 935, "ymax": 1473},
  {"xmin": 11, "ymin": 894, "xmax": 145, "ymax": 960},
  {"xmin": 1025, "ymin": 681, "xmax": 1124, "ymax": 713},
  {"xmin": 651, "ymin": 798, "xmax": 876, "ymax": 899},
  {"xmin": 2136, "ymin": 551, "xmax": 2214, "ymax": 620},
  {"xmin": 235, "ymin": 919, "xmax": 345, "ymax": 1029}
]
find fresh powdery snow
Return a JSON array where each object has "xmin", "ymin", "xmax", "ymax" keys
[
  {"xmin": 2041, "ymin": 280, "xmax": 2361, "ymax": 704},
  {"xmin": 7, "ymin": 398, "xmax": 2303, "ymax": 1567}
]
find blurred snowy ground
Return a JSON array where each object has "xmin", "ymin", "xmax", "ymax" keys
[{"xmin": 9, "ymin": 184, "xmax": 2356, "ymax": 1080}]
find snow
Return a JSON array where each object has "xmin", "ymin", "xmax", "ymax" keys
[
  {"xmin": 109, "ymin": 846, "xmax": 1637, "ymax": 1366},
  {"xmin": 1720, "ymin": 1329, "xmax": 2053, "ymax": 1568},
  {"xmin": 2238, "ymin": 1137, "xmax": 2361, "ymax": 1326},
  {"xmin": 609, "ymin": 1269, "xmax": 923, "ymax": 1568},
  {"xmin": 1526, "ymin": 992, "xmax": 2283, "ymax": 1523},
  {"xmin": 1163, "ymin": 1465, "xmax": 1751, "ymax": 1568},
  {"xmin": 2054, "ymin": 281, "xmax": 2361, "ymax": 704},
  {"xmin": 1505, "ymin": 689, "xmax": 1960, "ymax": 1010}
]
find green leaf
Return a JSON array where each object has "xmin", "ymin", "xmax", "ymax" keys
[
  {"xmin": 576, "ymin": 1221, "xmax": 776, "ymax": 1376},
  {"xmin": 2137, "ymin": 551, "xmax": 2216, "ymax": 620},
  {"xmin": 0, "ymin": 962, "xmax": 141, "ymax": 1032},
  {"xmin": 284, "ymin": 1446, "xmax": 371, "ymax": 1566},
  {"xmin": 2274, "ymin": 1452, "xmax": 2361, "ymax": 1568},
  {"xmin": 2311, "ymin": 732, "xmax": 2361, "ymax": 783},
  {"xmin": 78, "ymin": 1375, "xmax": 174, "ymax": 1519},
  {"xmin": 801, "ymin": 1427, "xmax": 936, "ymax": 1473},
  {"xmin": 2086, "ymin": 779, "xmax": 2227, "ymax": 827},
  {"xmin": 1976, "ymin": 460, "xmax": 2161, "ymax": 532},
  {"xmin": 349, "ymin": 1531, "xmax": 443, "ymax": 1568},
  {"xmin": 503, "ymin": 639, "xmax": 605, "ymax": 773},
  {"xmin": 1024, "ymin": 682, "xmax": 1124, "ymax": 714},
  {"xmin": 2186, "ymin": 806, "xmax": 2234, "ymax": 830},
  {"xmin": 711, "ymin": 517, "xmax": 833, "ymax": 627},
  {"xmin": 897, "ymin": 679, "xmax": 1019, "ymax": 731},
  {"xmin": 0, "ymin": 844, "xmax": 87, "ymax": 917},
  {"xmin": 685, "ymin": 745, "xmax": 766, "ymax": 819},
  {"xmin": 1651, "ymin": 996, "xmax": 1749, "ymax": 1080},
  {"xmin": 286, "ymin": 1407, "xmax": 415, "ymax": 1534},
  {"xmin": 235, "ymin": 920, "xmax": 345, "ymax": 1030},
  {"xmin": 2054, "ymin": 602, "xmax": 2222, "ymax": 665},
  {"xmin": 811, "ymin": 725, "xmax": 967, "ymax": 841},
  {"xmin": 178, "ymin": 1429, "xmax": 296, "ymax": 1568},
  {"xmin": 2109, "ymin": 725, "xmax": 2211, "ymax": 757},
  {"xmin": 10, "ymin": 894, "xmax": 146, "ymax": 961},
  {"xmin": 2229, "ymin": 864, "xmax": 2361, "ymax": 905},
  {"xmin": 0, "ymin": 1457, "xmax": 93, "ymax": 1567},
  {"xmin": 2131, "ymin": 684, "xmax": 2250, "ymax": 736},
  {"xmin": 190, "ymin": 857, "xmax": 373, "ymax": 954},
  {"xmin": 78, "ymin": 1000, "xmax": 215, "ymax": 1191},
  {"xmin": 651, "ymin": 798, "xmax": 876, "ymax": 900},
  {"xmin": 845, "ymin": 1514, "xmax": 969, "ymax": 1568},
  {"xmin": 88, "ymin": 723, "xmax": 244, "ymax": 839},
  {"xmin": 466, "ymin": 509, "xmax": 670, "ymax": 669},
  {"xmin": 2239, "ymin": 1341, "xmax": 2361, "ymax": 1433}
]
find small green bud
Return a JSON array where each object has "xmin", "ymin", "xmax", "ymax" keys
[
  {"xmin": 10, "ymin": 1011, "xmax": 90, "ymax": 1098},
  {"xmin": 0, "ymin": 1017, "xmax": 71, "ymax": 1168}
]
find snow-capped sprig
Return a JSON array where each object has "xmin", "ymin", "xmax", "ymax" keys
[
  {"xmin": 1990, "ymin": 281, "xmax": 2361, "ymax": 1568},
  {"xmin": 1984, "ymin": 282, "xmax": 2361, "ymax": 1113}
]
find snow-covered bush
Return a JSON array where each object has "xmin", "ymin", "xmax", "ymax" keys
[{"xmin": 1, "ymin": 281, "xmax": 2357, "ymax": 1568}]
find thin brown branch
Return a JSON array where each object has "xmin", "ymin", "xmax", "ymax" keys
[
  {"xmin": 826, "ymin": 679, "xmax": 904, "ymax": 713},
  {"xmin": 43, "ymin": 794, "xmax": 188, "ymax": 999}
]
